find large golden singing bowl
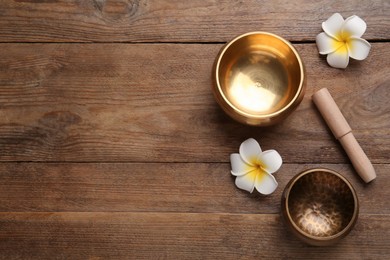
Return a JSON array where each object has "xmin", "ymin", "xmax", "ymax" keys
[
  {"xmin": 281, "ymin": 168, "xmax": 359, "ymax": 246},
  {"xmin": 212, "ymin": 32, "xmax": 305, "ymax": 126}
]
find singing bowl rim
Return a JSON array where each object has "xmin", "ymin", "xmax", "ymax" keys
[
  {"xmin": 282, "ymin": 168, "xmax": 359, "ymax": 244},
  {"xmin": 213, "ymin": 31, "xmax": 305, "ymax": 120}
]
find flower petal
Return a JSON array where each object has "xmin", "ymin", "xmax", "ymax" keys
[
  {"xmin": 342, "ymin": 15, "xmax": 367, "ymax": 38},
  {"xmin": 326, "ymin": 45, "xmax": 349, "ymax": 69},
  {"xmin": 347, "ymin": 37, "xmax": 371, "ymax": 60},
  {"xmin": 235, "ymin": 170, "xmax": 257, "ymax": 193},
  {"xmin": 316, "ymin": 32, "xmax": 343, "ymax": 55},
  {"xmin": 322, "ymin": 13, "xmax": 344, "ymax": 40},
  {"xmin": 254, "ymin": 171, "xmax": 278, "ymax": 195},
  {"xmin": 239, "ymin": 138, "xmax": 262, "ymax": 166},
  {"xmin": 257, "ymin": 150, "xmax": 283, "ymax": 174},
  {"xmin": 230, "ymin": 153, "xmax": 255, "ymax": 176}
]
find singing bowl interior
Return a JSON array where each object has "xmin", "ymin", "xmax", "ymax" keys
[
  {"xmin": 213, "ymin": 32, "xmax": 304, "ymax": 125},
  {"xmin": 282, "ymin": 168, "xmax": 358, "ymax": 246}
]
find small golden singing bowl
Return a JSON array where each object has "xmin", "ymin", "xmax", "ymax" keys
[
  {"xmin": 281, "ymin": 168, "xmax": 359, "ymax": 246},
  {"xmin": 212, "ymin": 32, "xmax": 305, "ymax": 126}
]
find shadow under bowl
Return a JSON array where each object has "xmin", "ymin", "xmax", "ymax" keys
[
  {"xmin": 212, "ymin": 32, "xmax": 305, "ymax": 126},
  {"xmin": 281, "ymin": 168, "xmax": 359, "ymax": 246}
]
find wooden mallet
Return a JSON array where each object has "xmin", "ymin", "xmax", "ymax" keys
[{"xmin": 312, "ymin": 88, "xmax": 376, "ymax": 183}]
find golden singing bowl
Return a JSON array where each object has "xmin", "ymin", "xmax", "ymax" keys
[
  {"xmin": 212, "ymin": 32, "xmax": 305, "ymax": 126},
  {"xmin": 281, "ymin": 168, "xmax": 359, "ymax": 246}
]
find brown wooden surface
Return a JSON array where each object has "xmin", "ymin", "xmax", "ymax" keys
[
  {"xmin": 0, "ymin": 163, "xmax": 388, "ymax": 214},
  {"xmin": 0, "ymin": 0, "xmax": 388, "ymax": 42},
  {"xmin": 1, "ymin": 43, "xmax": 388, "ymax": 163},
  {"xmin": 0, "ymin": 0, "xmax": 389, "ymax": 259},
  {"xmin": 0, "ymin": 213, "xmax": 388, "ymax": 259}
]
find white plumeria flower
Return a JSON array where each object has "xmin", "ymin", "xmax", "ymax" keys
[
  {"xmin": 230, "ymin": 138, "xmax": 282, "ymax": 195},
  {"xmin": 316, "ymin": 13, "xmax": 371, "ymax": 69}
]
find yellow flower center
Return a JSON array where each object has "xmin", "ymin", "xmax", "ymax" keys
[
  {"xmin": 332, "ymin": 31, "xmax": 351, "ymax": 55},
  {"xmin": 254, "ymin": 161, "xmax": 268, "ymax": 182},
  {"xmin": 339, "ymin": 31, "xmax": 351, "ymax": 43},
  {"xmin": 254, "ymin": 160, "xmax": 265, "ymax": 171},
  {"xmin": 244, "ymin": 157, "xmax": 268, "ymax": 182}
]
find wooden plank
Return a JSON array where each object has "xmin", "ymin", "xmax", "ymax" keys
[
  {"xmin": 0, "ymin": 0, "xmax": 388, "ymax": 43},
  {"xmin": 0, "ymin": 163, "xmax": 388, "ymax": 214},
  {"xmin": 0, "ymin": 43, "xmax": 389, "ymax": 163},
  {"xmin": 0, "ymin": 212, "xmax": 388, "ymax": 259}
]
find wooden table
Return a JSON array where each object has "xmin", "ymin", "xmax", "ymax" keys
[{"xmin": 0, "ymin": 1, "xmax": 389, "ymax": 259}]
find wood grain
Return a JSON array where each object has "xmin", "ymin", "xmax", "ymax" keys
[
  {"xmin": 0, "ymin": 212, "xmax": 388, "ymax": 259},
  {"xmin": 0, "ymin": 0, "xmax": 388, "ymax": 43},
  {"xmin": 1, "ymin": 1, "xmax": 388, "ymax": 259},
  {"xmin": 0, "ymin": 43, "xmax": 388, "ymax": 163},
  {"xmin": 0, "ymin": 163, "xmax": 388, "ymax": 214}
]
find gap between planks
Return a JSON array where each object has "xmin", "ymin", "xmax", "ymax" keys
[{"xmin": 0, "ymin": 39, "xmax": 388, "ymax": 44}]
